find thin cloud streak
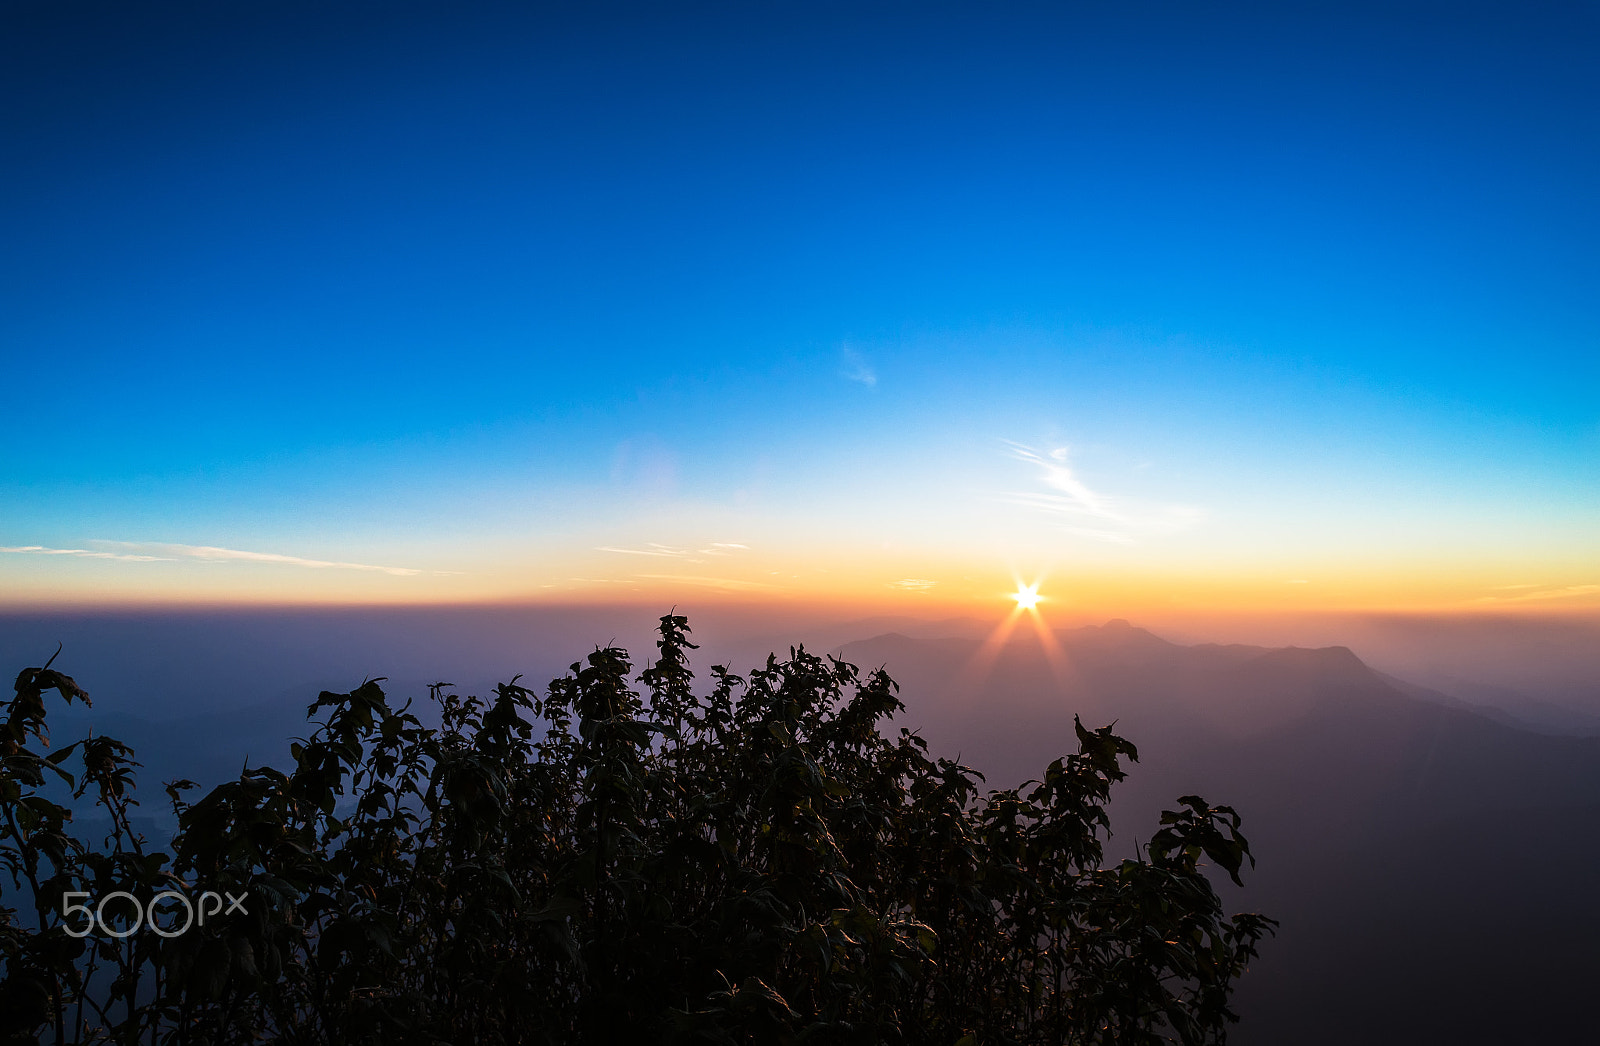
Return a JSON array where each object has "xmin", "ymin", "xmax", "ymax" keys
[
  {"xmin": 94, "ymin": 541, "xmax": 428, "ymax": 576},
  {"xmin": 1057, "ymin": 526, "xmax": 1137, "ymax": 546},
  {"xmin": 1005, "ymin": 442, "xmax": 1116, "ymax": 518},
  {"xmin": 2, "ymin": 545, "xmax": 174, "ymax": 563},
  {"xmin": 1002, "ymin": 441, "xmax": 1204, "ymax": 543},
  {"xmin": 597, "ymin": 542, "xmax": 750, "ymax": 563},
  {"xmin": 1477, "ymin": 584, "xmax": 1600, "ymax": 604},
  {"xmin": 632, "ymin": 573, "xmax": 773, "ymax": 592},
  {"xmin": 841, "ymin": 346, "xmax": 877, "ymax": 388}
]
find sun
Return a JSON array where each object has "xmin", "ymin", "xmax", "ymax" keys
[{"xmin": 1012, "ymin": 581, "xmax": 1042, "ymax": 611}]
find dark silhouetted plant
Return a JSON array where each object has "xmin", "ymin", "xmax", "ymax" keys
[{"xmin": 1, "ymin": 615, "xmax": 1273, "ymax": 1044}]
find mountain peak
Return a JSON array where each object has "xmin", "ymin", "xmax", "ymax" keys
[
  {"xmin": 1260, "ymin": 644, "xmax": 1369, "ymax": 673},
  {"xmin": 1055, "ymin": 619, "xmax": 1176, "ymax": 653}
]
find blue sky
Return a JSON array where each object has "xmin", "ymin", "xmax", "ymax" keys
[{"xmin": 3, "ymin": 0, "xmax": 1596, "ymax": 608}]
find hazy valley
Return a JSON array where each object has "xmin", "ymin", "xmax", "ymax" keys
[{"xmin": 5, "ymin": 607, "xmax": 1598, "ymax": 1043}]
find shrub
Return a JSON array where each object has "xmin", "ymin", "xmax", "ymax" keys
[{"xmin": 1, "ymin": 615, "xmax": 1272, "ymax": 1044}]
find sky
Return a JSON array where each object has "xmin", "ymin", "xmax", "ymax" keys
[{"xmin": 2, "ymin": 0, "xmax": 1597, "ymax": 615}]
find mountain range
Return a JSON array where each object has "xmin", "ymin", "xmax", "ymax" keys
[
  {"xmin": 838, "ymin": 621, "xmax": 1600, "ymax": 1045},
  {"xmin": 10, "ymin": 611, "xmax": 1597, "ymax": 1042}
]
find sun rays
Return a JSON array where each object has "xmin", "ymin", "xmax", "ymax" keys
[{"xmin": 943, "ymin": 577, "xmax": 1084, "ymax": 702}]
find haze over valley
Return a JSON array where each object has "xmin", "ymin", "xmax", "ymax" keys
[{"xmin": 7, "ymin": 604, "xmax": 1598, "ymax": 1042}]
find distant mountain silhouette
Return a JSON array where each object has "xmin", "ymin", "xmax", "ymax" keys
[
  {"xmin": 12, "ymin": 610, "xmax": 1596, "ymax": 1041},
  {"xmin": 838, "ymin": 621, "xmax": 1600, "ymax": 1046}
]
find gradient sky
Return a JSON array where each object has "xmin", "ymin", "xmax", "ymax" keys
[{"xmin": 3, "ymin": 0, "xmax": 1597, "ymax": 613}]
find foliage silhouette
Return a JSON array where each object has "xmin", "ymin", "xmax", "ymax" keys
[{"xmin": 2, "ymin": 615, "xmax": 1273, "ymax": 1044}]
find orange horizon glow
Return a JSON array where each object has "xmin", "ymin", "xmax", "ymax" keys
[
  {"xmin": 3, "ymin": 533, "xmax": 1598, "ymax": 618},
  {"xmin": 3, "ymin": 567, "xmax": 1599, "ymax": 617}
]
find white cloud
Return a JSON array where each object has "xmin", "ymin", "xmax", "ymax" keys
[
  {"xmin": 92, "ymin": 541, "xmax": 426, "ymax": 576},
  {"xmin": 1058, "ymin": 526, "xmax": 1137, "ymax": 545},
  {"xmin": 596, "ymin": 543, "xmax": 692, "ymax": 558},
  {"xmin": 1, "ymin": 544, "xmax": 173, "ymax": 563},
  {"xmin": 1002, "ymin": 441, "xmax": 1204, "ymax": 543},
  {"xmin": 841, "ymin": 346, "xmax": 877, "ymax": 388},
  {"xmin": 1484, "ymin": 584, "xmax": 1600, "ymax": 604},
  {"xmin": 598, "ymin": 541, "xmax": 749, "ymax": 563},
  {"xmin": 889, "ymin": 578, "xmax": 937, "ymax": 591},
  {"xmin": 632, "ymin": 573, "xmax": 774, "ymax": 592},
  {"xmin": 1005, "ymin": 442, "xmax": 1116, "ymax": 518}
]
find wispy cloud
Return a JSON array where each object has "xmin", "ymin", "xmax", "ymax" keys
[
  {"xmin": 1005, "ymin": 442, "xmax": 1116, "ymax": 519},
  {"xmin": 1002, "ymin": 441, "xmax": 1203, "ymax": 543},
  {"xmin": 597, "ymin": 542, "xmax": 750, "ymax": 564},
  {"xmin": 1054, "ymin": 526, "xmax": 1137, "ymax": 545},
  {"xmin": 1477, "ymin": 584, "xmax": 1600, "ymax": 604},
  {"xmin": 1, "ymin": 545, "xmax": 174, "ymax": 563},
  {"xmin": 889, "ymin": 578, "xmax": 937, "ymax": 591},
  {"xmin": 632, "ymin": 573, "xmax": 773, "ymax": 592},
  {"xmin": 841, "ymin": 346, "xmax": 877, "ymax": 388},
  {"xmin": 92, "ymin": 541, "xmax": 433, "ymax": 576},
  {"xmin": 596, "ymin": 543, "xmax": 692, "ymax": 558}
]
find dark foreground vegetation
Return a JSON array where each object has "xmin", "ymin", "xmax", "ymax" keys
[{"xmin": 2, "ymin": 615, "xmax": 1271, "ymax": 1044}]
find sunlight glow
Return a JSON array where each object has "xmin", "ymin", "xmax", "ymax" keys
[{"xmin": 1012, "ymin": 581, "xmax": 1042, "ymax": 611}]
